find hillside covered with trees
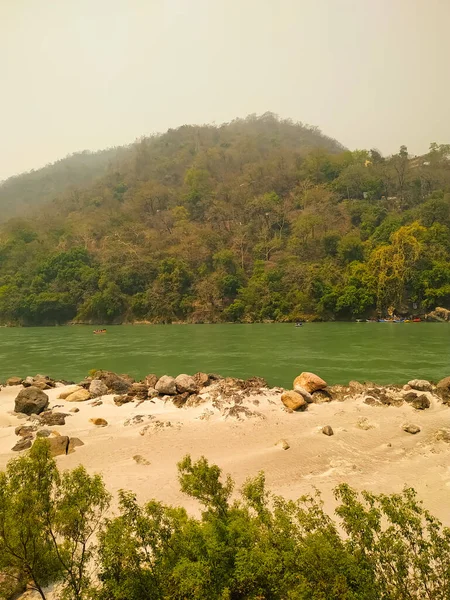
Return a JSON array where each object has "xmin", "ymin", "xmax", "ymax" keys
[{"xmin": 0, "ymin": 113, "xmax": 449, "ymax": 326}]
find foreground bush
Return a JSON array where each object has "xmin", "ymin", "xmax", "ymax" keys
[{"xmin": 0, "ymin": 441, "xmax": 449, "ymax": 599}]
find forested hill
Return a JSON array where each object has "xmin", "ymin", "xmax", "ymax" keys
[
  {"xmin": 0, "ymin": 146, "xmax": 129, "ymax": 221},
  {"xmin": 0, "ymin": 113, "xmax": 449, "ymax": 326}
]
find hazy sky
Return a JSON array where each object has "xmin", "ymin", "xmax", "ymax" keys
[{"xmin": 1, "ymin": 0, "xmax": 449, "ymax": 180}]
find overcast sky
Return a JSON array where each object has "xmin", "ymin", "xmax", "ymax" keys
[{"xmin": 1, "ymin": 0, "xmax": 449, "ymax": 180}]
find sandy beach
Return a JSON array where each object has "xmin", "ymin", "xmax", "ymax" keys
[{"xmin": 1, "ymin": 376, "xmax": 450, "ymax": 526}]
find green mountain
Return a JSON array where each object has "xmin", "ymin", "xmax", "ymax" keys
[{"xmin": 0, "ymin": 113, "xmax": 449, "ymax": 325}]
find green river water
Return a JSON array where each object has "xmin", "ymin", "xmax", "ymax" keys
[{"xmin": 0, "ymin": 323, "xmax": 448, "ymax": 388}]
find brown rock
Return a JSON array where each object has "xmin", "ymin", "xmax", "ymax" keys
[
  {"xmin": 67, "ymin": 437, "xmax": 84, "ymax": 453},
  {"xmin": 281, "ymin": 391, "xmax": 307, "ymax": 411},
  {"xmin": 322, "ymin": 425, "xmax": 334, "ymax": 436},
  {"xmin": 194, "ymin": 372, "xmax": 210, "ymax": 387},
  {"xmin": 403, "ymin": 424, "xmax": 421, "ymax": 434},
  {"xmin": 436, "ymin": 428, "xmax": 450, "ymax": 442},
  {"xmin": 6, "ymin": 376, "xmax": 23, "ymax": 386},
  {"xmin": 129, "ymin": 383, "xmax": 148, "ymax": 399},
  {"xmin": 66, "ymin": 389, "xmax": 91, "ymax": 403},
  {"xmin": 411, "ymin": 394, "xmax": 430, "ymax": 410},
  {"xmin": 46, "ymin": 436, "xmax": 70, "ymax": 456},
  {"xmin": 58, "ymin": 385, "xmax": 83, "ymax": 399},
  {"xmin": 275, "ymin": 439, "xmax": 290, "ymax": 450},
  {"xmin": 15, "ymin": 425, "xmax": 37, "ymax": 437},
  {"xmin": 144, "ymin": 374, "xmax": 159, "ymax": 387},
  {"xmin": 312, "ymin": 389, "xmax": 332, "ymax": 403},
  {"xmin": 436, "ymin": 377, "xmax": 450, "ymax": 403},
  {"xmin": 133, "ymin": 454, "xmax": 150, "ymax": 465},
  {"xmin": 38, "ymin": 411, "xmax": 68, "ymax": 426},
  {"xmin": 14, "ymin": 387, "xmax": 49, "ymax": 415},
  {"xmin": 90, "ymin": 418, "xmax": 108, "ymax": 427},
  {"xmin": 173, "ymin": 392, "xmax": 190, "ymax": 408},
  {"xmin": 403, "ymin": 391, "xmax": 418, "ymax": 402},
  {"xmin": 12, "ymin": 438, "xmax": 32, "ymax": 451},
  {"xmin": 293, "ymin": 372, "xmax": 327, "ymax": 393},
  {"xmin": 69, "ymin": 407, "xmax": 80, "ymax": 413},
  {"xmin": 114, "ymin": 395, "xmax": 131, "ymax": 406}
]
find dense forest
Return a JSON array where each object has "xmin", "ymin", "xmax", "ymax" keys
[{"xmin": 0, "ymin": 113, "xmax": 449, "ymax": 326}]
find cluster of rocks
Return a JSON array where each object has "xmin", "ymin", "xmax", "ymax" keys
[
  {"xmin": 11, "ymin": 386, "xmax": 83, "ymax": 454},
  {"xmin": 279, "ymin": 372, "xmax": 450, "ymax": 440}
]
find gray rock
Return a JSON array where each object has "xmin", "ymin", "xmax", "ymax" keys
[
  {"xmin": 407, "ymin": 379, "xmax": 432, "ymax": 392},
  {"xmin": 293, "ymin": 385, "xmax": 313, "ymax": 403},
  {"xmin": 175, "ymin": 374, "xmax": 198, "ymax": 394},
  {"xmin": 89, "ymin": 379, "xmax": 108, "ymax": 398},
  {"xmin": 403, "ymin": 424, "xmax": 421, "ymax": 434},
  {"xmin": 36, "ymin": 429, "xmax": 51, "ymax": 438},
  {"xmin": 322, "ymin": 425, "xmax": 334, "ymax": 436},
  {"xmin": 155, "ymin": 375, "xmax": 177, "ymax": 395},
  {"xmin": 14, "ymin": 387, "xmax": 49, "ymax": 415}
]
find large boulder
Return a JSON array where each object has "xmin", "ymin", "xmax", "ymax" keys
[
  {"xmin": 155, "ymin": 375, "xmax": 177, "ymax": 395},
  {"xmin": 175, "ymin": 374, "xmax": 198, "ymax": 394},
  {"xmin": 407, "ymin": 379, "xmax": 432, "ymax": 392},
  {"xmin": 14, "ymin": 387, "xmax": 49, "ymax": 415},
  {"xmin": 66, "ymin": 389, "xmax": 91, "ymax": 402},
  {"xmin": 293, "ymin": 372, "xmax": 327, "ymax": 393},
  {"xmin": 281, "ymin": 391, "xmax": 307, "ymax": 411},
  {"xmin": 46, "ymin": 436, "xmax": 69, "ymax": 456},
  {"xmin": 89, "ymin": 379, "xmax": 108, "ymax": 398}
]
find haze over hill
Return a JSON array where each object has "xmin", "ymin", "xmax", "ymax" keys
[
  {"xmin": 0, "ymin": 113, "xmax": 448, "ymax": 326},
  {"xmin": 2, "ymin": 0, "xmax": 450, "ymax": 180}
]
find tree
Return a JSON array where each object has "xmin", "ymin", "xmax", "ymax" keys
[{"xmin": 0, "ymin": 439, "xmax": 110, "ymax": 600}]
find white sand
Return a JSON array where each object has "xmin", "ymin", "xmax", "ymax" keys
[{"xmin": 1, "ymin": 384, "xmax": 450, "ymax": 524}]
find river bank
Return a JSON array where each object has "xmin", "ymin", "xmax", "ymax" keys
[{"xmin": 1, "ymin": 370, "xmax": 450, "ymax": 530}]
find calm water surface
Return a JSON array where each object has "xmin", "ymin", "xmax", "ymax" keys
[{"xmin": 0, "ymin": 323, "xmax": 448, "ymax": 388}]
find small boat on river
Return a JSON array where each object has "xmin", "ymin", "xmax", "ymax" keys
[{"xmin": 93, "ymin": 329, "xmax": 107, "ymax": 334}]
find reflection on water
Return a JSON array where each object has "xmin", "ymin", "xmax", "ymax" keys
[{"xmin": 0, "ymin": 323, "xmax": 448, "ymax": 387}]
